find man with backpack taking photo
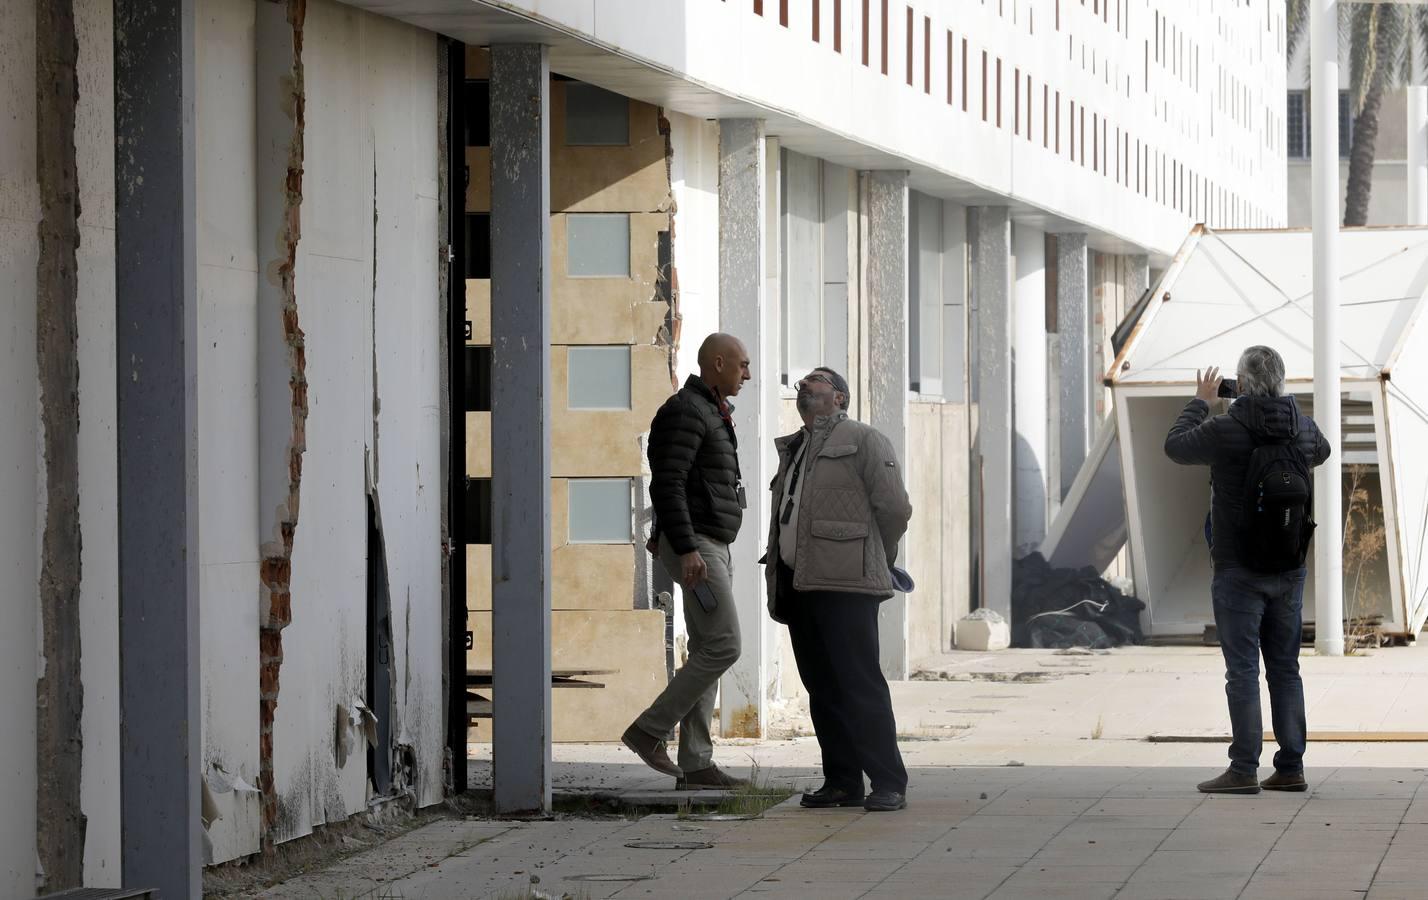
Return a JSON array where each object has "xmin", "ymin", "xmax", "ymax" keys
[{"xmin": 1165, "ymin": 345, "xmax": 1331, "ymax": 795}]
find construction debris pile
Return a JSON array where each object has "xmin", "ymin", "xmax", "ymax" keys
[{"xmin": 1011, "ymin": 553, "xmax": 1146, "ymax": 649}]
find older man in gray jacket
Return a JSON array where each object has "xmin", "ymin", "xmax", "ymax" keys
[{"xmin": 764, "ymin": 366, "xmax": 913, "ymax": 812}]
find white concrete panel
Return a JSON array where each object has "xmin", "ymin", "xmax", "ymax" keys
[
  {"xmin": 272, "ymin": 0, "xmax": 445, "ymax": 835},
  {"xmin": 781, "ymin": 148, "xmax": 822, "ymax": 380},
  {"xmin": 196, "ymin": 0, "xmax": 262, "ymax": 864},
  {"xmin": 76, "ymin": 0, "xmax": 120, "ymax": 881},
  {"xmin": 277, "ymin": 248, "xmax": 370, "ymax": 840},
  {"xmin": 273, "ymin": 0, "xmax": 374, "ymax": 841},
  {"xmin": 1012, "ymin": 223, "xmax": 1048, "ymax": 556},
  {"xmin": 0, "ymin": 0, "xmax": 39, "ymax": 890},
  {"xmin": 668, "ymin": 113, "xmax": 720, "ymax": 386},
  {"xmin": 363, "ymin": 10, "xmax": 444, "ymax": 808}
]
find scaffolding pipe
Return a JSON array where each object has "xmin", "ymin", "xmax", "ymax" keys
[{"xmin": 1311, "ymin": 0, "xmax": 1344, "ymax": 657}]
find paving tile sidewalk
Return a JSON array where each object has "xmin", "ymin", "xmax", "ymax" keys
[
  {"xmin": 258, "ymin": 765, "xmax": 1428, "ymax": 899},
  {"xmin": 253, "ymin": 647, "xmax": 1428, "ymax": 899}
]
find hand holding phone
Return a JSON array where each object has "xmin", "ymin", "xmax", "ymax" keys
[
  {"xmin": 1216, "ymin": 377, "xmax": 1238, "ymax": 399},
  {"xmin": 692, "ymin": 580, "xmax": 717, "ymax": 613}
]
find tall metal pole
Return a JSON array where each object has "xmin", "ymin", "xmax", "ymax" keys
[
  {"xmin": 1409, "ymin": 25, "xmax": 1428, "ymax": 227},
  {"xmin": 1311, "ymin": 0, "xmax": 1344, "ymax": 657}
]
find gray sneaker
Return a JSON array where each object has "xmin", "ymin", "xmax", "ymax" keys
[
  {"xmin": 1197, "ymin": 768, "xmax": 1261, "ymax": 794},
  {"xmin": 1261, "ymin": 770, "xmax": 1309, "ymax": 792},
  {"xmin": 621, "ymin": 724, "xmax": 683, "ymax": 778}
]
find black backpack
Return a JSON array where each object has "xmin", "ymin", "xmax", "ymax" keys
[{"xmin": 1237, "ymin": 426, "xmax": 1316, "ymax": 573}]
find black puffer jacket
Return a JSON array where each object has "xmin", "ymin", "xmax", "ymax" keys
[
  {"xmin": 1164, "ymin": 395, "xmax": 1331, "ymax": 569},
  {"xmin": 648, "ymin": 375, "xmax": 743, "ymax": 555}
]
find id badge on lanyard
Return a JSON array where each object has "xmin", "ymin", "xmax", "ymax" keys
[{"xmin": 736, "ymin": 481, "xmax": 748, "ymax": 509}]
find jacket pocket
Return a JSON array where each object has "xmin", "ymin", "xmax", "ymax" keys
[
  {"xmin": 809, "ymin": 519, "xmax": 868, "ymax": 582},
  {"xmin": 817, "ymin": 444, "xmax": 858, "ymax": 460}
]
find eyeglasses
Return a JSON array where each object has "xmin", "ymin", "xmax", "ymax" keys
[{"xmin": 796, "ymin": 373, "xmax": 834, "ymax": 391}]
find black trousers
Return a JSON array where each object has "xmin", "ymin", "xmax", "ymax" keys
[{"xmin": 783, "ymin": 570, "xmax": 908, "ymax": 794}]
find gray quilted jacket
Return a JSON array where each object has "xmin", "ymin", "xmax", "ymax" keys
[{"xmin": 763, "ymin": 412, "xmax": 912, "ymax": 612}]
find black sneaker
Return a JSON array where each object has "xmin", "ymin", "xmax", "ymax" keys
[
  {"xmin": 863, "ymin": 789, "xmax": 907, "ymax": 812},
  {"xmin": 1261, "ymin": 770, "xmax": 1309, "ymax": 792},
  {"xmin": 800, "ymin": 785, "xmax": 864, "ymax": 808},
  {"xmin": 1197, "ymin": 769, "xmax": 1261, "ymax": 794}
]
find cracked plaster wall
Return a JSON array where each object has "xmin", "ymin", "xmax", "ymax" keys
[{"xmin": 195, "ymin": 0, "xmax": 442, "ymax": 862}]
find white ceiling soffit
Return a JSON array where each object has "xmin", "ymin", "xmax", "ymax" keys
[
  {"xmin": 341, "ymin": 0, "xmax": 1161, "ymax": 260},
  {"xmin": 1113, "ymin": 227, "xmax": 1428, "ymax": 387}
]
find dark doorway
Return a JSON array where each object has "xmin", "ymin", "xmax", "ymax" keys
[{"xmin": 366, "ymin": 495, "xmax": 394, "ymax": 794}]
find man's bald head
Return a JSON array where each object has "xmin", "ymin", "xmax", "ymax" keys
[
  {"xmin": 697, "ymin": 333, "xmax": 742, "ymax": 370},
  {"xmin": 696, "ymin": 332, "xmax": 751, "ymax": 399}
]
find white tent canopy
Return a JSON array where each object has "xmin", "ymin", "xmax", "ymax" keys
[{"xmin": 1099, "ymin": 226, "xmax": 1428, "ymax": 638}]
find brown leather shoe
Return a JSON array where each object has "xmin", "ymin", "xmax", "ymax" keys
[
  {"xmin": 1261, "ymin": 770, "xmax": 1309, "ymax": 792},
  {"xmin": 1197, "ymin": 768, "xmax": 1261, "ymax": 794},
  {"xmin": 621, "ymin": 724, "xmax": 683, "ymax": 778},
  {"xmin": 676, "ymin": 765, "xmax": 750, "ymax": 790}
]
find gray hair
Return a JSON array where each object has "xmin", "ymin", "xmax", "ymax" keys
[{"xmin": 1237, "ymin": 345, "xmax": 1285, "ymax": 397}]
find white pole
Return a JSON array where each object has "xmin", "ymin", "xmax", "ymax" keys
[
  {"xmin": 1409, "ymin": 86, "xmax": 1428, "ymax": 224},
  {"xmin": 1311, "ymin": 0, "xmax": 1344, "ymax": 657}
]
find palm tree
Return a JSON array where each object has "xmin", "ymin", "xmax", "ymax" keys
[{"xmin": 1286, "ymin": 1, "xmax": 1428, "ymax": 226}]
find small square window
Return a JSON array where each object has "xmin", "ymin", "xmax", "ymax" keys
[
  {"xmin": 565, "ymin": 83, "xmax": 629, "ymax": 146},
  {"xmin": 566, "ymin": 213, "xmax": 629, "ymax": 278},
  {"xmin": 568, "ymin": 479, "xmax": 632, "ymax": 543},
  {"xmin": 568, "ymin": 346, "xmax": 631, "ymax": 410},
  {"xmin": 465, "ymin": 346, "xmax": 491, "ymax": 412}
]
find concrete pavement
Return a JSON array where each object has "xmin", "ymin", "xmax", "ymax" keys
[{"xmin": 251, "ymin": 646, "xmax": 1428, "ymax": 899}]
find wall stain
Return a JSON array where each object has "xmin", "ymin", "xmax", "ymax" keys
[{"xmin": 259, "ymin": 0, "xmax": 307, "ymax": 850}]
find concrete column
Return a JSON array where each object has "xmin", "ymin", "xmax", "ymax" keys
[
  {"xmin": 1013, "ymin": 225, "xmax": 1048, "ymax": 556},
  {"xmin": 717, "ymin": 118, "xmax": 770, "ymax": 736},
  {"xmin": 1055, "ymin": 233, "xmax": 1092, "ymax": 501},
  {"xmin": 972, "ymin": 207, "xmax": 1013, "ymax": 618},
  {"xmin": 1409, "ymin": 86, "xmax": 1428, "ymax": 226},
  {"xmin": 865, "ymin": 171, "xmax": 910, "ymax": 680},
  {"xmin": 1128, "ymin": 254, "xmax": 1149, "ymax": 300},
  {"xmin": 114, "ymin": 0, "xmax": 201, "ymax": 893},
  {"xmin": 489, "ymin": 44, "xmax": 553, "ymax": 812}
]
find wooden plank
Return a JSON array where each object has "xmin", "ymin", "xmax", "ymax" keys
[{"xmin": 1149, "ymin": 732, "xmax": 1428, "ymax": 743}]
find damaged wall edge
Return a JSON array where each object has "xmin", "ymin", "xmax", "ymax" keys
[
  {"xmin": 255, "ymin": 0, "xmax": 308, "ymax": 848},
  {"xmin": 440, "ymin": 36, "xmax": 466, "ymax": 795},
  {"xmin": 35, "ymin": 0, "xmax": 87, "ymax": 887}
]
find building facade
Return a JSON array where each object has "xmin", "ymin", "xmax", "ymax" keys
[{"xmin": 0, "ymin": 0, "xmax": 1286, "ymax": 893}]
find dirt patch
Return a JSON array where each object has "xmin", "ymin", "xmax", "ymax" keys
[{"xmin": 911, "ymin": 669, "xmax": 1090, "ymax": 684}]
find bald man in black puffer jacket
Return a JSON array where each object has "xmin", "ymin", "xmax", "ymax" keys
[{"xmin": 623, "ymin": 333, "xmax": 752, "ymax": 791}]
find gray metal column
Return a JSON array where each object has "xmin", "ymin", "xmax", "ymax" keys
[
  {"xmin": 114, "ymin": 0, "xmax": 201, "ymax": 894},
  {"xmin": 1055, "ymin": 233, "xmax": 1092, "ymax": 499},
  {"xmin": 717, "ymin": 117, "xmax": 769, "ymax": 736},
  {"xmin": 972, "ymin": 207, "xmax": 1013, "ymax": 619},
  {"xmin": 489, "ymin": 43, "xmax": 553, "ymax": 813},
  {"xmin": 865, "ymin": 171, "xmax": 910, "ymax": 680}
]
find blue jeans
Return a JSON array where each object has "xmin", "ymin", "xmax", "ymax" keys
[{"xmin": 1211, "ymin": 565, "xmax": 1308, "ymax": 776}]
